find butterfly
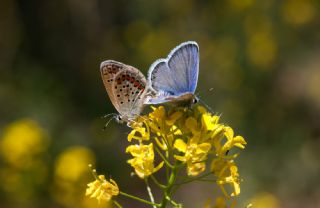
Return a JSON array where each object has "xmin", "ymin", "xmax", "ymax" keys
[
  {"xmin": 145, "ymin": 41, "xmax": 199, "ymax": 105},
  {"xmin": 100, "ymin": 60, "xmax": 148, "ymax": 124}
]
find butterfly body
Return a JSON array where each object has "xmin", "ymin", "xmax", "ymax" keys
[
  {"xmin": 146, "ymin": 41, "xmax": 199, "ymax": 105},
  {"xmin": 100, "ymin": 60, "xmax": 147, "ymax": 123},
  {"xmin": 146, "ymin": 92, "xmax": 197, "ymax": 106}
]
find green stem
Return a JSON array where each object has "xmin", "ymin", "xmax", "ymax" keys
[
  {"xmin": 113, "ymin": 200, "xmax": 122, "ymax": 208},
  {"xmin": 160, "ymin": 165, "xmax": 178, "ymax": 208},
  {"xmin": 165, "ymin": 196, "xmax": 182, "ymax": 208},
  {"xmin": 144, "ymin": 178, "xmax": 156, "ymax": 208},
  {"xmin": 150, "ymin": 175, "xmax": 166, "ymax": 189},
  {"xmin": 173, "ymin": 172, "xmax": 213, "ymax": 186},
  {"xmin": 165, "ymin": 151, "xmax": 170, "ymax": 180},
  {"xmin": 155, "ymin": 146, "xmax": 174, "ymax": 169},
  {"xmin": 119, "ymin": 191, "xmax": 160, "ymax": 207},
  {"xmin": 161, "ymin": 134, "xmax": 170, "ymax": 151}
]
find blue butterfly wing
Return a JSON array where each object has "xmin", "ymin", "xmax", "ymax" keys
[
  {"xmin": 148, "ymin": 59, "xmax": 180, "ymax": 95},
  {"xmin": 167, "ymin": 41, "xmax": 199, "ymax": 93},
  {"xmin": 147, "ymin": 41, "xmax": 199, "ymax": 104}
]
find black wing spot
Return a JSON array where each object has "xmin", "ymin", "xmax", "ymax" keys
[
  {"xmin": 120, "ymin": 101, "xmax": 124, "ymax": 104},
  {"xmin": 117, "ymin": 95, "xmax": 120, "ymax": 97}
]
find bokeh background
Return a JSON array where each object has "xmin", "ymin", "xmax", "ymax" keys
[{"xmin": 1, "ymin": 0, "xmax": 320, "ymax": 207}]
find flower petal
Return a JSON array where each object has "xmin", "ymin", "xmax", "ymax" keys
[
  {"xmin": 166, "ymin": 111, "xmax": 183, "ymax": 125},
  {"xmin": 174, "ymin": 139, "xmax": 187, "ymax": 153}
]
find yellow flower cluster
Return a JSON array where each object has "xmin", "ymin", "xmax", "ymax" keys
[
  {"xmin": 86, "ymin": 174, "xmax": 119, "ymax": 203},
  {"xmin": 126, "ymin": 143, "xmax": 164, "ymax": 179},
  {"xmin": 0, "ymin": 119, "xmax": 49, "ymax": 169},
  {"xmin": 127, "ymin": 105, "xmax": 247, "ymax": 197}
]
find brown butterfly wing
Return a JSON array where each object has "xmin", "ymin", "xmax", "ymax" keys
[
  {"xmin": 100, "ymin": 60, "xmax": 147, "ymax": 121},
  {"xmin": 100, "ymin": 60, "xmax": 124, "ymax": 112}
]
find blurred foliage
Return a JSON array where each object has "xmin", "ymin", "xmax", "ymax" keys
[{"xmin": 0, "ymin": 0, "xmax": 319, "ymax": 207}]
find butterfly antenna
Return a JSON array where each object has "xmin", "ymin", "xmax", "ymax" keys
[
  {"xmin": 195, "ymin": 88, "xmax": 215, "ymax": 114},
  {"xmin": 102, "ymin": 115, "xmax": 116, "ymax": 131},
  {"xmin": 101, "ymin": 113, "xmax": 116, "ymax": 119},
  {"xmin": 195, "ymin": 87, "xmax": 214, "ymax": 98},
  {"xmin": 198, "ymin": 98, "xmax": 215, "ymax": 114}
]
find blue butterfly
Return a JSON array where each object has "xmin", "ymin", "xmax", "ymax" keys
[{"xmin": 145, "ymin": 41, "xmax": 199, "ymax": 105}]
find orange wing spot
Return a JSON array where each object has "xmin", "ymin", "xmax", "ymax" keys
[
  {"xmin": 134, "ymin": 81, "xmax": 140, "ymax": 87},
  {"xmin": 126, "ymin": 75, "xmax": 130, "ymax": 80},
  {"xmin": 130, "ymin": 77, "xmax": 135, "ymax": 83}
]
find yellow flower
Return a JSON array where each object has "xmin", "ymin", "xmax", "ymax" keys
[
  {"xmin": 197, "ymin": 105, "xmax": 207, "ymax": 114},
  {"xmin": 52, "ymin": 146, "xmax": 95, "ymax": 207},
  {"xmin": 154, "ymin": 136, "xmax": 168, "ymax": 151},
  {"xmin": 132, "ymin": 106, "xmax": 185, "ymax": 150},
  {"xmin": 147, "ymin": 106, "xmax": 184, "ymax": 136},
  {"xmin": 125, "ymin": 104, "xmax": 246, "ymax": 199},
  {"xmin": 54, "ymin": 146, "xmax": 95, "ymax": 182},
  {"xmin": 128, "ymin": 126, "xmax": 150, "ymax": 142},
  {"xmin": 174, "ymin": 138, "xmax": 211, "ymax": 176},
  {"xmin": 0, "ymin": 119, "xmax": 49, "ymax": 169},
  {"xmin": 186, "ymin": 106, "xmax": 225, "ymax": 144},
  {"xmin": 211, "ymin": 159, "xmax": 241, "ymax": 197},
  {"xmin": 165, "ymin": 111, "xmax": 183, "ymax": 126},
  {"xmin": 201, "ymin": 113, "xmax": 219, "ymax": 131},
  {"xmin": 185, "ymin": 117, "xmax": 199, "ymax": 135},
  {"xmin": 86, "ymin": 175, "xmax": 119, "ymax": 203},
  {"xmin": 215, "ymin": 126, "xmax": 247, "ymax": 157},
  {"xmin": 147, "ymin": 106, "xmax": 168, "ymax": 135},
  {"xmin": 126, "ymin": 143, "xmax": 164, "ymax": 179},
  {"xmin": 209, "ymin": 124, "xmax": 225, "ymax": 142},
  {"xmin": 149, "ymin": 106, "xmax": 166, "ymax": 120}
]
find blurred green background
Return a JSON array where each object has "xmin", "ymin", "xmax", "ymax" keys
[{"xmin": 1, "ymin": 0, "xmax": 320, "ymax": 207}]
